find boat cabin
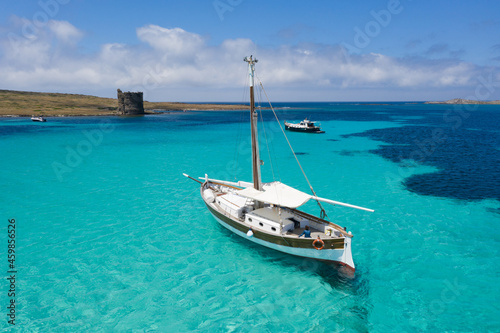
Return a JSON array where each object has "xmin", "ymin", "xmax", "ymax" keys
[
  {"xmin": 300, "ymin": 119, "xmax": 316, "ymax": 127},
  {"xmin": 245, "ymin": 207, "xmax": 295, "ymax": 234}
]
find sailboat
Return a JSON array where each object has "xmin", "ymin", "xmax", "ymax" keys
[{"xmin": 184, "ymin": 56, "xmax": 373, "ymax": 272}]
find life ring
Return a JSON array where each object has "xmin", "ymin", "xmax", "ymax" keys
[{"xmin": 312, "ymin": 238, "xmax": 324, "ymax": 250}]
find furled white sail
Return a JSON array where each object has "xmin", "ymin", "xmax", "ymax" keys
[
  {"xmin": 236, "ymin": 181, "xmax": 312, "ymax": 208},
  {"xmin": 235, "ymin": 181, "xmax": 374, "ymax": 212}
]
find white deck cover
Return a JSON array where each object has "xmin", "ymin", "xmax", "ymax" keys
[
  {"xmin": 218, "ymin": 193, "xmax": 248, "ymax": 209},
  {"xmin": 236, "ymin": 182, "xmax": 312, "ymax": 208}
]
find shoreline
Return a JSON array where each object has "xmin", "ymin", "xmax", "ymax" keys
[
  {"xmin": 0, "ymin": 110, "xmax": 247, "ymax": 118},
  {"xmin": 0, "ymin": 109, "xmax": 251, "ymax": 118},
  {"xmin": 2, "ymin": 89, "xmax": 499, "ymax": 118},
  {"xmin": 0, "ymin": 89, "xmax": 249, "ymax": 117}
]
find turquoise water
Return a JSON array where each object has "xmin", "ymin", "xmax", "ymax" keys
[{"xmin": 1, "ymin": 104, "xmax": 499, "ymax": 332}]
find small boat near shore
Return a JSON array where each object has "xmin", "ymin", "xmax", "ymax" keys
[
  {"xmin": 285, "ymin": 118, "xmax": 324, "ymax": 133},
  {"xmin": 31, "ymin": 116, "xmax": 46, "ymax": 122}
]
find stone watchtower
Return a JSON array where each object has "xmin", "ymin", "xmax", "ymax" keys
[{"xmin": 117, "ymin": 89, "xmax": 145, "ymax": 115}]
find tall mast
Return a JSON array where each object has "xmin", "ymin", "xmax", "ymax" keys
[{"xmin": 244, "ymin": 55, "xmax": 262, "ymax": 191}]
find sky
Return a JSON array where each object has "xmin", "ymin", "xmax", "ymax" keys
[{"xmin": 0, "ymin": 0, "xmax": 499, "ymax": 102}]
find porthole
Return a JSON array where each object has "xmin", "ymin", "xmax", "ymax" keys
[
  {"xmin": 248, "ymin": 218, "xmax": 252, "ymax": 222},
  {"xmin": 271, "ymin": 227, "xmax": 276, "ymax": 231},
  {"xmin": 259, "ymin": 222, "xmax": 263, "ymax": 227}
]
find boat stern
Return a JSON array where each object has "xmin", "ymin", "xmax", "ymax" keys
[{"xmin": 342, "ymin": 236, "xmax": 355, "ymax": 272}]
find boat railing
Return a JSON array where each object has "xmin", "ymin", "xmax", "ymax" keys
[{"xmin": 289, "ymin": 208, "xmax": 352, "ymax": 238}]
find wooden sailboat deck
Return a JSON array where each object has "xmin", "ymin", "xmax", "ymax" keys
[
  {"xmin": 285, "ymin": 226, "xmax": 341, "ymax": 240},
  {"xmin": 208, "ymin": 188, "xmax": 347, "ymax": 240}
]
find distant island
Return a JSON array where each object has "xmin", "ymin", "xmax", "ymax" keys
[
  {"xmin": 425, "ymin": 98, "xmax": 500, "ymax": 105},
  {"xmin": 0, "ymin": 89, "xmax": 249, "ymax": 117}
]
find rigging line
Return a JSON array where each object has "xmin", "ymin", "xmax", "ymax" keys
[
  {"xmin": 176, "ymin": 186, "xmax": 203, "ymax": 207},
  {"xmin": 258, "ymin": 81, "xmax": 330, "ymax": 220}
]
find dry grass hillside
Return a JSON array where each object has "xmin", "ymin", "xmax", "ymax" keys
[{"xmin": 0, "ymin": 90, "xmax": 248, "ymax": 117}]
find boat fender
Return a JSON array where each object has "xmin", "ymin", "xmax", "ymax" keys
[
  {"xmin": 246, "ymin": 228, "xmax": 254, "ymax": 237},
  {"xmin": 203, "ymin": 189, "xmax": 215, "ymax": 203},
  {"xmin": 312, "ymin": 237, "xmax": 324, "ymax": 250}
]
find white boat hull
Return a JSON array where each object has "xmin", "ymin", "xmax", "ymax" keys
[{"xmin": 206, "ymin": 200, "xmax": 355, "ymax": 271}]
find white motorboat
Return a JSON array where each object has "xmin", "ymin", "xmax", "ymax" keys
[
  {"xmin": 285, "ymin": 118, "xmax": 324, "ymax": 133},
  {"xmin": 31, "ymin": 116, "xmax": 46, "ymax": 122}
]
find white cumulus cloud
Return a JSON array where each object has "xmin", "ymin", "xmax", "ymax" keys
[
  {"xmin": 0, "ymin": 20, "xmax": 498, "ymax": 101},
  {"xmin": 48, "ymin": 20, "xmax": 83, "ymax": 44},
  {"xmin": 136, "ymin": 25, "xmax": 204, "ymax": 56}
]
